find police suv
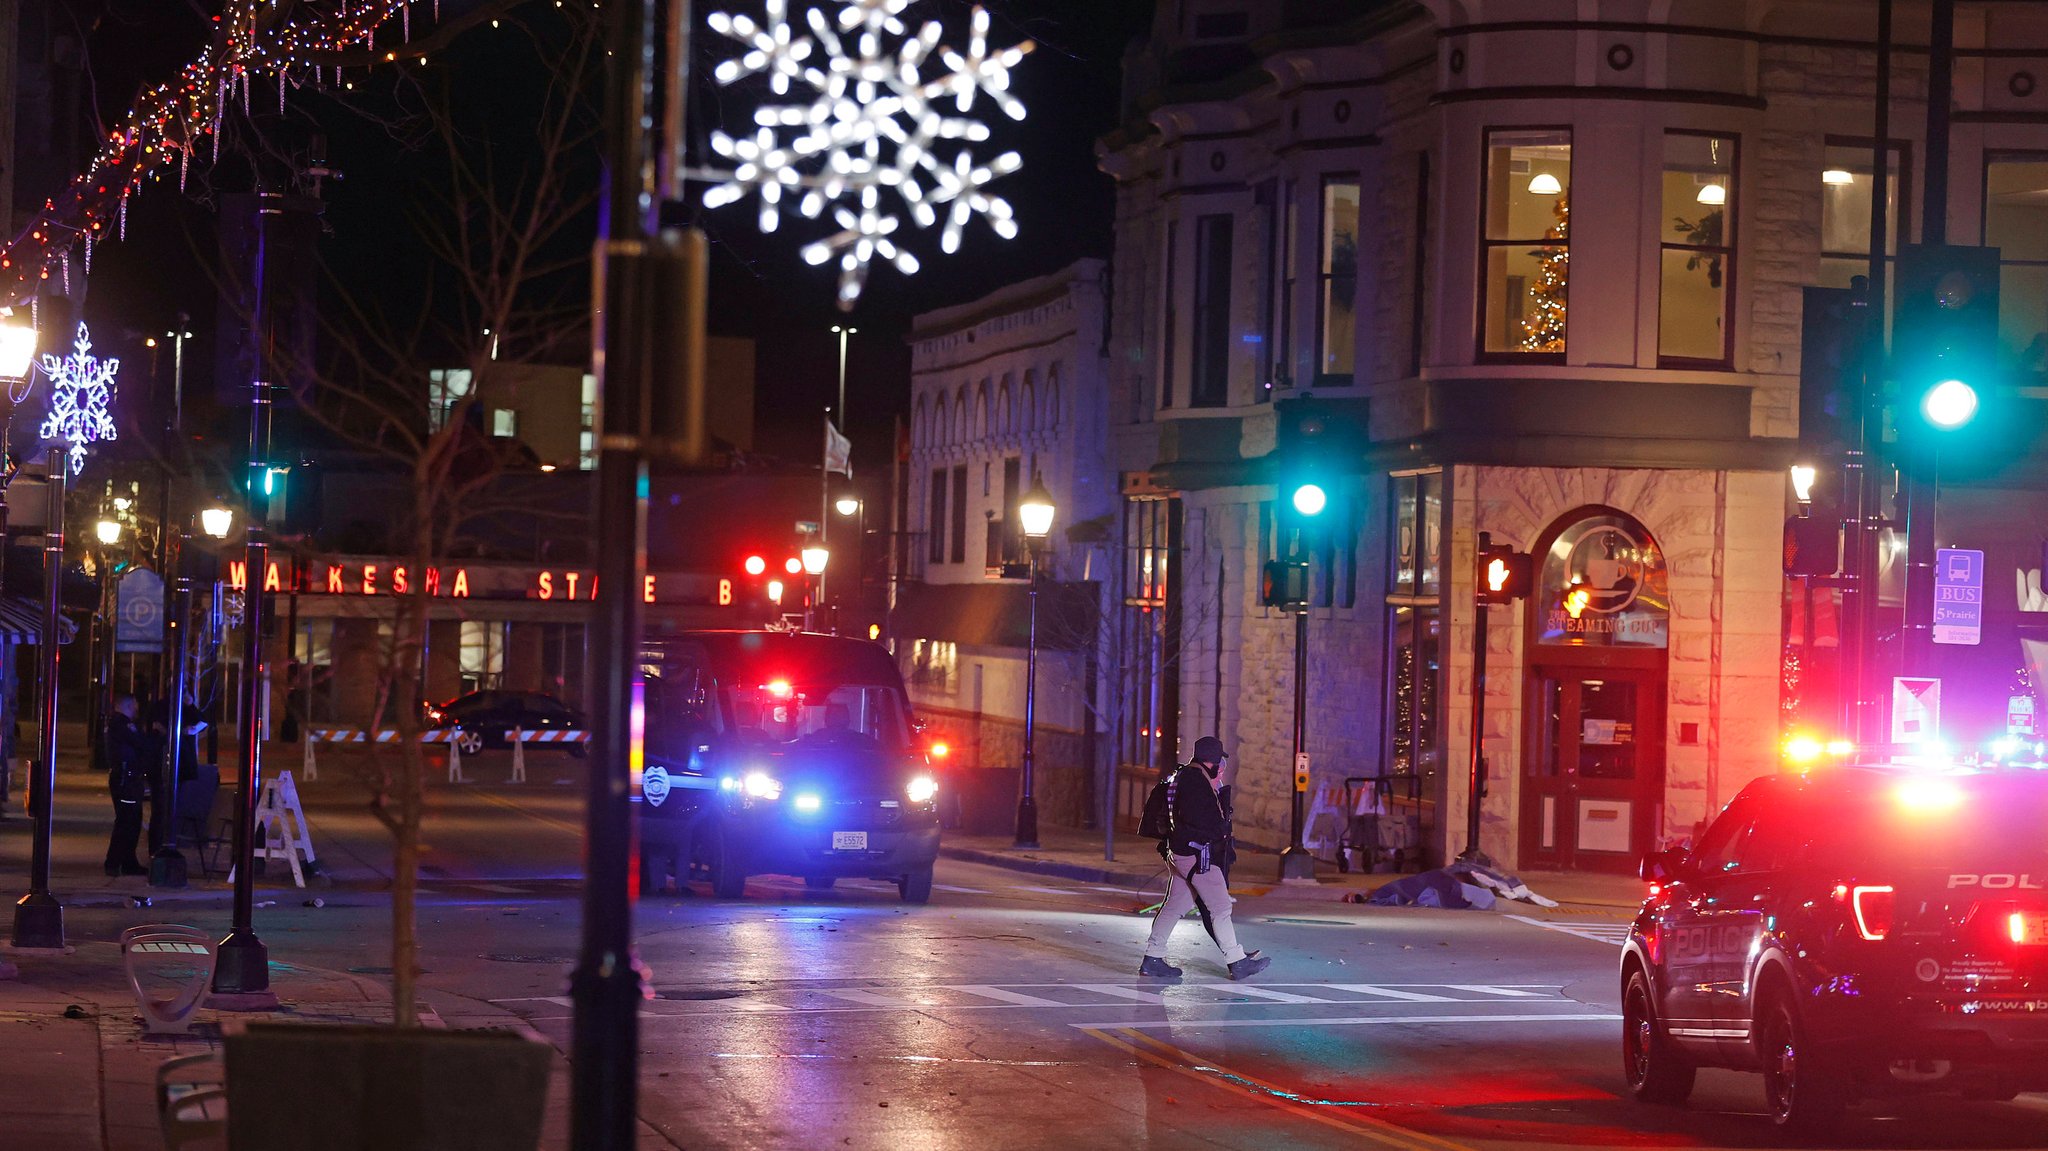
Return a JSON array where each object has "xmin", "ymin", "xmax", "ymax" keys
[
  {"xmin": 1621, "ymin": 764, "xmax": 2048, "ymax": 1130},
  {"xmin": 634, "ymin": 631, "xmax": 941, "ymax": 903}
]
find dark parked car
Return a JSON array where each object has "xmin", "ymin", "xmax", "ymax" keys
[
  {"xmin": 426, "ymin": 690, "xmax": 586, "ymax": 756},
  {"xmin": 1621, "ymin": 764, "xmax": 2048, "ymax": 1131}
]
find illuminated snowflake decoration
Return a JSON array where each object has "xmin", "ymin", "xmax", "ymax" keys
[
  {"xmin": 38, "ymin": 322, "xmax": 118, "ymax": 475},
  {"xmin": 704, "ymin": 0, "xmax": 1033, "ymax": 307}
]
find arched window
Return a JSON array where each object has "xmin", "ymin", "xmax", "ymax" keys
[
  {"xmin": 913, "ymin": 395, "xmax": 928, "ymax": 449},
  {"xmin": 1022, "ymin": 378, "xmax": 1037, "ymax": 433},
  {"xmin": 1044, "ymin": 365, "xmax": 1062, "ymax": 429},
  {"xmin": 974, "ymin": 381, "xmax": 990, "ymax": 439},
  {"xmin": 952, "ymin": 387, "xmax": 967, "ymax": 444},
  {"xmin": 996, "ymin": 378, "xmax": 1013, "ymax": 437}
]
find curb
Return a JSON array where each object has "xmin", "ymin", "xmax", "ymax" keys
[{"xmin": 938, "ymin": 845, "xmax": 1159, "ymax": 888}]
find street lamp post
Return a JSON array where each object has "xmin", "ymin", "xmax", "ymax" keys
[
  {"xmin": 835, "ymin": 493, "xmax": 863, "ymax": 629},
  {"xmin": 802, "ymin": 542, "xmax": 829, "ymax": 631},
  {"xmin": 152, "ymin": 506, "xmax": 228, "ymax": 889},
  {"xmin": 93, "ymin": 519, "xmax": 121, "ymax": 766},
  {"xmin": 214, "ymin": 197, "xmax": 280, "ymax": 1000},
  {"xmin": 1015, "ymin": 477, "xmax": 1055, "ymax": 849}
]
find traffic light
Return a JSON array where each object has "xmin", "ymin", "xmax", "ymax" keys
[
  {"xmin": 1273, "ymin": 395, "xmax": 1362, "ymax": 524},
  {"xmin": 1260, "ymin": 559, "xmax": 1310, "ymax": 609},
  {"xmin": 1475, "ymin": 542, "xmax": 1533, "ymax": 605},
  {"xmin": 1782, "ymin": 514, "xmax": 1840, "ymax": 577},
  {"xmin": 1894, "ymin": 243, "xmax": 1999, "ymax": 436}
]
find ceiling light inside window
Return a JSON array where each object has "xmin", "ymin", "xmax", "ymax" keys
[
  {"xmin": 1527, "ymin": 172, "xmax": 1563, "ymax": 195},
  {"xmin": 1822, "ymin": 168, "xmax": 1856, "ymax": 186},
  {"xmin": 1696, "ymin": 182, "xmax": 1726, "ymax": 205}
]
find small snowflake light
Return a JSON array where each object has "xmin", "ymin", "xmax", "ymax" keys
[
  {"xmin": 38, "ymin": 321, "xmax": 118, "ymax": 475},
  {"xmin": 703, "ymin": 0, "xmax": 1033, "ymax": 307}
]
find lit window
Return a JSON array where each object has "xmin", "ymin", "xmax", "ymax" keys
[
  {"xmin": 1984, "ymin": 156, "xmax": 2048, "ymax": 362},
  {"xmin": 428, "ymin": 368, "xmax": 473, "ymax": 431},
  {"xmin": 1659, "ymin": 132, "xmax": 1738, "ymax": 365},
  {"xmin": 1482, "ymin": 130, "xmax": 1571, "ymax": 356},
  {"xmin": 1317, "ymin": 177, "xmax": 1359, "ymax": 383},
  {"xmin": 1820, "ymin": 141, "xmax": 1902, "ymax": 292},
  {"xmin": 492, "ymin": 408, "xmax": 519, "ymax": 437}
]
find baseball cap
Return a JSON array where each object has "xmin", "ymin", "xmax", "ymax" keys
[{"xmin": 1192, "ymin": 735, "xmax": 1227, "ymax": 763}]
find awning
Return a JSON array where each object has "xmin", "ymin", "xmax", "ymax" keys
[
  {"xmin": 0, "ymin": 597, "xmax": 77, "ymax": 643},
  {"xmin": 892, "ymin": 580, "xmax": 1099, "ymax": 652}
]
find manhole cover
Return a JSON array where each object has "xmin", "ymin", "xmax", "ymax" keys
[
  {"xmin": 482, "ymin": 954, "xmax": 573, "ymax": 965},
  {"xmin": 658, "ymin": 989, "xmax": 743, "ymax": 1002}
]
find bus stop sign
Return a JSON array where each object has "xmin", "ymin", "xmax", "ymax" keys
[{"xmin": 1933, "ymin": 548, "xmax": 1984, "ymax": 646}]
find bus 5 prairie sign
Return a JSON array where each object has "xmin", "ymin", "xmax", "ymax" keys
[{"xmin": 1933, "ymin": 547, "xmax": 1984, "ymax": 646}]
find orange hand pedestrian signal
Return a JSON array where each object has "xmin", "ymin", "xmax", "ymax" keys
[{"xmin": 1476, "ymin": 543, "xmax": 1533, "ymax": 605}]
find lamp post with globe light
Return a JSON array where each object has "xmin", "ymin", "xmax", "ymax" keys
[
  {"xmin": 802, "ymin": 543, "xmax": 829, "ymax": 631},
  {"xmin": 150, "ymin": 504, "xmax": 231, "ymax": 889},
  {"xmin": 1014, "ymin": 477, "xmax": 1055, "ymax": 849},
  {"xmin": 92, "ymin": 519, "xmax": 121, "ymax": 756}
]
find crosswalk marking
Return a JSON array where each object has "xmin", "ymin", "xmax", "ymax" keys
[
  {"xmin": 1074, "ymin": 1012, "xmax": 1621, "ymax": 1032},
  {"xmin": 948, "ymin": 984, "xmax": 1068, "ymax": 1007},
  {"xmin": 502, "ymin": 982, "xmax": 1575, "ymax": 1019},
  {"xmin": 1221, "ymin": 985, "xmax": 1329, "ymax": 1004},
  {"xmin": 1328, "ymin": 984, "xmax": 1455, "ymax": 1002},
  {"xmin": 1074, "ymin": 984, "xmax": 1167, "ymax": 1004},
  {"xmin": 1505, "ymin": 914, "xmax": 1633, "ymax": 946},
  {"xmin": 818, "ymin": 988, "xmax": 907, "ymax": 1007}
]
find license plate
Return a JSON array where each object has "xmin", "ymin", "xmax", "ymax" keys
[{"xmin": 832, "ymin": 831, "xmax": 869, "ymax": 851}]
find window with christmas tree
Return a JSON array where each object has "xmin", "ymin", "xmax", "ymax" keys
[
  {"xmin": 1482, "ymin": 130, "xmax": 1572, "ymax": 356},
  {"xmin": 1660, "ymin": 131, "xmax": 1738, "ymax": 364}
]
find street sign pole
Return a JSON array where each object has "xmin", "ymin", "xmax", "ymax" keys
[{"xmin": 1462, "ymin": 532, "xmax": 1491, "ymax": 862}]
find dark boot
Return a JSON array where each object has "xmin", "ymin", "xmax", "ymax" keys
[
  {"xmin": 1227, "ymin": 951, "xmax": 1272, "ymax": 981},
  {"xmin": 1137, "ymin": 955, "xmax": 1182, "ymax": 980}
]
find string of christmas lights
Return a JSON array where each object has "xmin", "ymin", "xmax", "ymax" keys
[{"xmin": 0, "ymin": 0, "xmax": 521, "ymax": 312}]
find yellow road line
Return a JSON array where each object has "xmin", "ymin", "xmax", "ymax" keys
[{"xmin": 1078, "ymin": 1025, "xmax": 1480, "ymax": 1151}]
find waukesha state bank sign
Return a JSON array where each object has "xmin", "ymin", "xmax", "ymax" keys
[{"xmin": 228, "ymin": 557, "xmax": 740, "ymax": 606}]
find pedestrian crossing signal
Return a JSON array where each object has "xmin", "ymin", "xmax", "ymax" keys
[
  {"xmin": 1476, "ymin": 544, "xmax": 1533, "ymax": 605},
  {"xmin": 1260, "ymin": 559, "xmax": 1309, "ymax": 609}
]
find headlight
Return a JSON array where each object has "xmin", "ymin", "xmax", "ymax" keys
[
  {"xmin": 793, "ymin": 793, "xmax": 822, "ymax": 812},
  {"xmin": 906, "ymin": 775, "xmax": 938, "ymax": 803},
  {"xmin": 743, "ymin": 771, "xmax": 783, "ymax": 801}
]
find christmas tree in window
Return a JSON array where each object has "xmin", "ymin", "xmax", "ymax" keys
[{"xmin": 1520, "ymin": 195, "xmax": 1570, "ymax": 352}]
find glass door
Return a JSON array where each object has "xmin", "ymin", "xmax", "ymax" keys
[{"xmin": 1521, "ymin": 670, "xmax": 1662, "ymax": 871}]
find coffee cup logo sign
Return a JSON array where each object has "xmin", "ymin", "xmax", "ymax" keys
[{"xmin": 1538, "ymin": 515, "xmax": 1670, "ymax": 648}]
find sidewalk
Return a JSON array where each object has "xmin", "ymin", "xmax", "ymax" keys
[
  {"xmin": 938, "ymin": 824, "xmax": 1648, "ymax": 914},
  {"xmin": 0, "ymin": 730, "xmax": 571, "ymax": 1151}
]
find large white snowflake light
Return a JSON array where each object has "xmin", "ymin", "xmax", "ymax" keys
[
  {"xmin": 38, "ymin": 322, "xmax": 118, "ymax": 475},
  {"xmin": 704, "ymin": 0, "xmax": 1033, "ymax": 307}
]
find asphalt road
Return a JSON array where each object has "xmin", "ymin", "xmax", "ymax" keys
[{"xmin": 31, "ymin": 751, "xmax": 2048, "ymax": 1149}]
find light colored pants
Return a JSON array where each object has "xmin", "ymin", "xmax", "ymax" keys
[{"xmin": 1144, "ymin": 851, "xmax": 1246, "ymax": 963}]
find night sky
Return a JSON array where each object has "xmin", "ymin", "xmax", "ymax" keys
[{"xmin": 50, "ymin": 0, "xmax": 1153, "ymax": 482}]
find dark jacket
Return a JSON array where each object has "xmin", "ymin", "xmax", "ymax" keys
[
  {"xmin": 1163, "ymin": 763, "xmax": 1228, "ymax": 856},
  {"xmin": 105, "ymin": 712, "xmax": 154, "ymax": 800}
]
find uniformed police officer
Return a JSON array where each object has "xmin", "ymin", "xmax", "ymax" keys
[{"xmin": 1139, "ymin": 736, "xmax": 1272, "ymax": 981}]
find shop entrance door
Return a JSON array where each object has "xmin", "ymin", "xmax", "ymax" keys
[{"xmin": 1519, "ymin": 667, "xmax": 1664, "ymax": 872}]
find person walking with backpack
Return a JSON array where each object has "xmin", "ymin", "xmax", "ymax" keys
[{"xmin": 1138, "ymin": 735, "xmax": 1271, "ymax": 981}]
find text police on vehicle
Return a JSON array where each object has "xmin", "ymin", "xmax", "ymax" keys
[{"xmin": 1620, "ymin": 764, "xmax": 2048, "ymax": 1131}]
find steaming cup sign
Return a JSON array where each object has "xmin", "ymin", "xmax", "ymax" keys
[{"xmin": 1537, "ymin": 515, "xmax": 1670, "ymax": 648}]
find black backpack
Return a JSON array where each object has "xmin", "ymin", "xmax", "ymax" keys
[{"xmin": 1137, "ymin": 766, "xmax": 1182, "ymax": 840}]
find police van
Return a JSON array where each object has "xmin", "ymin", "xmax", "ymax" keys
[
  {"xmin": 1621, "ymin": 763, "xmax": 2048, "ymax": 1130},
  {"xmin": 634, "ymin": 630, "xmax": 941, "ymax": 902}
]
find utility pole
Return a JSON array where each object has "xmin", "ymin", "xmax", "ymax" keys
[
  {"xmin": 573, "ymin": 1, "xmax": 707, "ymax": 1147},
  {"xmin": 1898, "ymin": 0, "xmax": 1954, "ymax": 684},
  {"xmin": 1844, "ymin": 0, "xmax": 1893, "ymax": 748}
]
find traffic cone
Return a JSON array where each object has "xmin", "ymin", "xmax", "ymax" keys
[{"xmin": 510, "ymin": 726, "xmax": 526, "ymax": 784}]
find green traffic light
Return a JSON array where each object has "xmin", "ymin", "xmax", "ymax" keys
[
  {"xmin": 1922, "ymin": 378, "xmax": 1978, "ymax": 429},
  {"xmin": 1291, "ymin": 483, "xmax": 1327, "ymax": 517}
]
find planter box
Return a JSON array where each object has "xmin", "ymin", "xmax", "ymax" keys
[{"xmin": 225, "ymin": 1022, "xmax": 551, "ymax": 1151}]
